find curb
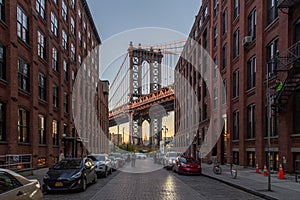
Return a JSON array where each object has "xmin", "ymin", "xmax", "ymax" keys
[{"xmin": 202, "ymin": 173, "xmax": 278, "ymax": 200}]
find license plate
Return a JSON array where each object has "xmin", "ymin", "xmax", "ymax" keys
[{"xmin": 55, "ymin": 182, "xmax": 63, "ymax": 187}]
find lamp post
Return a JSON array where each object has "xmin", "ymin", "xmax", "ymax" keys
[{"xmin": 162, "ymin": 126, "xmax": 168, "ymax": 154}]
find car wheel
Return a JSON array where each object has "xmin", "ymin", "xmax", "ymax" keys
[
  {"xmin": 81, "ymin": 177, "xmax": 87, "ymax": 192},
  {"xmin": 92, "ymin": 172, "xmax": 97, "ymax": 184},
  {"xmin": 103, "ymin": 168, "xmax": 108, "ymax": 178}
]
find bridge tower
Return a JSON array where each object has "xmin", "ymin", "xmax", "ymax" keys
[{"xmin": 128, "ymin": 42, "xmax": 164, "ymax": 146}]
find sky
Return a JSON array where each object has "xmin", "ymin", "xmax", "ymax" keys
[
  {"xmin": 86, "ymin": 1, "xmax": 202, "ymax": 142},
  {"xmin": 87, "ymin": 0, "xmax": 201, "ymax": 41}
]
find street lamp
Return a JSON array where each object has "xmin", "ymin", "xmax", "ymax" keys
[
  {"xmin": 162, "ymin": 126, "xmax": 168, "ymax": 154},
  {"xmin": 266, "ymin": 60, "xmax": 272, "ymax": 191}
]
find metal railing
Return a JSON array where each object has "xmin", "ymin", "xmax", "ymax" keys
[
  {"xmin": 0, "ymin": 154, "xmax": 32, "ymax": 170},
  {"xmin": 276, "ymin": 40, "xmax": 300, "ymax": 71}
]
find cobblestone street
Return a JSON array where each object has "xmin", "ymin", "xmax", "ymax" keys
[{"xmin": 40, "ymin": 159, "xmax": 264, "ymax": 200}]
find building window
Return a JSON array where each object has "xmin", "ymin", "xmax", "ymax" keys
[
  {"xmin": 213, "ymin": 57, "xmax": 218, "ymax": 78},
  {"xmin": 248, "ymin": 9, "xmax": 256, "ymax": 40},
  {"xmin": 62, "ymin": 0, "xmax": 67, "ymax": 22},
  {"xmin": 0, "ymin": 44, "xmax": 5, "ymax": 80},
  {"xmin": 78, "ymin": 8, "xmax": 82, "ymax": 22},
  {"xmin": 203, "ymin": 29, "xmax": 208, "ymax": 49},
  {"xmin": 247, "ymin": 104, "xmax": 255, "ymax": 139},
  {"xmin": 71, "ymin": 16, "xmax": 75, "ymax": 35},
  {"xmin": 50, "ymin": 12, "xmax": 58, "ymax": 37},
  {"xmin": 38, "ymin": 73, "xmax": 46, "ymax": 101},
  {"xmin": 62, "ymin": 29, "xmax": 68, "ymax": 50},
  {"xmin": 267, "ymin": 0, "xmax": 278, "ymax": 25},
  {"xmin": 18, "ymin": 58, "xmax": 30, "ymax": 92},
  {"xmin": 36, "ymin": 0, "xmax": 45, "ymax": 19},
  {"xmin": 222, "ymin": 43, "xmax": 227, "ymax": 69},
  {"xmin": 38, "ymin": 115, "xmax": 46, "ymax": 144},
  {"xmin": 52, "ymin": 47, "xmax": 58, "ymax": 71},
  {"xmin": 222, "ymin": 79, "xmax": 226, "ymax": 104},
  {"xmin": 222, "ymin": 9, "xmax": 227, "ymax": 35},
  {"xmin": 266, "ymin": 38, "xmax": 278, "ymax": 77},
  {"xmin": 247, "ymin": 152, "xmax": 256, "ymax": 168},
  {"xmin": 233, "ymin": 110, "xmax": 239, "ymax": 140},
  {"xmin": 70, "ymin": 0, "xmax": 75, "ymax": 9},
  {"xmin": 203, "ymin": 103, "xmax": 208, "ymax": 120},
  {"xmin": 37, "ymin": 31, "xmax": 46, "ymax": 59},
  {"xmin": 78, "ymin": 31, "xmax": 82, "ymax": 47},
  {"xmin": 17, "ymin": 6, "xmax": 29, "ymax": 43},
  {"xmin": 233, "ymin": 29, "xmax": 239, "ymax": 58},
  {"xmin": 53, "ymin": 84, "xmax": 59, "ymax": 108},
  {"xmin": 53, "ymin": 0, "xmax": 57, "ymax": 5},
  {"xmin": 88, "ymin": 31, "xmax": 91, "ymax": 40},
  {"xmin": 233, "ymin": 0, "xmax": 239, "ymax": 20},
  {"xmin": 0, "ymin": 0, "xmax": 5, "ymax": 21},
  {"xmin": 52, "ymin": 120, "xmax": 58, "ymax": 146},
  {"xmin": 0, "ymin": 102, "xmax": 6, "ymax": 141},
  {"xmin": 233, "ymin": 70, "xmax": 239, "ymax": 98},
  {"xmin": 213, "ymin": 25, "xmax": 218, "ymax": 48},
  {"xmin": 247, "ymin": 56, "xmax": 256, "ymax": 90},
  {"xmin": 18, "ymin": 108, "xmax": 29, "ymax": 143},
  {"xmin": 71, "ymin": 43, "xmax": 75, "ymax": 61},
  {"xmin": 214, "ymin": 0, "xmax": 219, "ymax": 17},
  {"xmin": 213, "ymin": 88, "xmax": 218, "ymax": 109},
  {"xmin": 63, "ymin": 60, "xmax": 68, "ymax": 82},
  {"xmin": 64, "ymin": 92, "xmax": 68, "ymax": 113},
  {"xmin": 83, "ymin": 21, "xmax": 86, "ymax": 33},
  {"xmin": 203, "ymin": 5, "xmax": 208, "ymax": 21}
]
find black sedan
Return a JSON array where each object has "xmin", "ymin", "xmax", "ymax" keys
[{"xmin": 43, "ymin": 158, "xmax": 97, "ymax": 192}]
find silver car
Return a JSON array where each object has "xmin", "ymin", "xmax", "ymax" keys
[
  {"xmin": 164, "ymin": 152, "xmax": 182, "ymax": 169},
  {"xmin": 109, "ymin": 156, "xmax": 119, "ymax": 171},
  {"xmin": 87, "ymin": 154, "xmax": 112, "ymax": 178},
  {"xmin": 0, "ymin": 168, "xmax": 43, "ymax": 199}
]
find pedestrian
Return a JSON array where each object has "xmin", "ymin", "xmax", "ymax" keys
[
  {"xmin": 274, "ymin": 78, "xmax": 283, "ymax": 98},
  {"xmin": 131, "ymin": 153, "xmax": 136, "ymax": 167},
  {"xmin": 59, "ymin": 150, "xmax": 65, "ymax": 161}
]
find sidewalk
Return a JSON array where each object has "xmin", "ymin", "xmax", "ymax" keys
[{"xmin": 201, "ymin": 163, "xmax": 300, "ymax": 200}]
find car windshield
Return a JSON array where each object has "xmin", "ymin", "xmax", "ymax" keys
[
  {"xmin": 88, "ymin": 155, "xmax": 105, "ymax": 161},
  {"xmin": 111, "ymin": 154, "xmax": 121, "ymax": 158},
  {"xmin": 180, "ymin": 157, "xmax": 197, "ymax": 163},
  {"xmin": 53, "ymin": 159, "xmax": 82, "ymax": 169}
]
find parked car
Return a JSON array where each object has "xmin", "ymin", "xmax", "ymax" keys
[
  {"xmin": 0, "ymin": 168, "xmax": 43, "ymax": 199},
  {"xmin": 164, "ymin": 152, "xmax": 182, "ymax": 170},
  {"xmin": 135, "ymin": 153, "xmax": 147, "ymax": 159},
  {"xmin": 43, "ymin": 158, "xmax": 97, "ymax": 192},
  {"xmin": 110, "ymin": 153, "xmax": 125, "ymax": 166},
  {"xmin": 173, "ymin": 156, "xmax": 201, "ymax": 175},
  {"xmin": 109, "ymin": 156, "xmax": 119, "ymax": 171},
  {"xmin": 87, "ymin": 154, "xmax": 112, "ymax": 178}
]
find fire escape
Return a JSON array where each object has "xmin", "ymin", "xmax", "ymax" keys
[
  {"xmin": 272, "ymin": 0, "xmax": 300, "ymax": 108},
  {"xmin": 274, "ymin": 40, "xmax": 300, "ymax": 107}
]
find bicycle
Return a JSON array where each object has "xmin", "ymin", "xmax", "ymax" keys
[
  {"xmin": 230, "ymin": 163, "xmax": 238, "ymax": 179},
  {"xmin": 213, "ymin": 160, "xmax": 222, "ymax": 175}
]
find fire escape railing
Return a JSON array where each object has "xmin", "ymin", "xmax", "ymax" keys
[{"xmin": 278, "ymin": 0, "xmax": 300, "ymax": 8}]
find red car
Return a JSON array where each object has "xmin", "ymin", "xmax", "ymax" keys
[{"xmin": 173, "ymin": 156, "xmax": 201, "ymax": 175}]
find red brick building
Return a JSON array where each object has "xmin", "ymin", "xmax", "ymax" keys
[
  {"xmin": 0, "ymin": 0, "xmax": 107, "ymax": 169},
  {"xmin": 174, "ymin": 0, "xmax": 300, "ymax": 172}
]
